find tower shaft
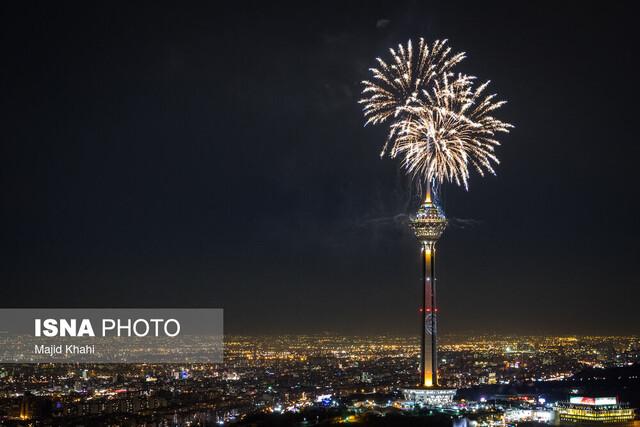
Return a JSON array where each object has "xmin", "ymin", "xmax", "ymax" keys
[{"xmin": 421, "ymin": 243, "xmax": 438, "ymax": 387}]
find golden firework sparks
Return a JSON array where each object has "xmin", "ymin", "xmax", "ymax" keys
[
  {"xmin": 359, "ymin": 38, "xmax": 465, "ymax": 156},
  {"xmin": 391, "ymin": 73, "xmax": 512, "ymax": 189},
  {"xmin": 360, "ymin": 39, "xmax": 512, "ymax": 190}
]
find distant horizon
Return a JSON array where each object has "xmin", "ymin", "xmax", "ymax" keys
[{"xmin": 220, "ymin": 333, "xmax": 640, "ymax": 338}]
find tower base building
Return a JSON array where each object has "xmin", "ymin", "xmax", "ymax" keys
[{"xmin": 401, "ymin": 387, "xmax": 456, "ymax": 406}]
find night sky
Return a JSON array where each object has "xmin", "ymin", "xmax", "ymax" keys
[{"xmin": 2, "ymin": 2, "xmax": 638, "ymax": 335}]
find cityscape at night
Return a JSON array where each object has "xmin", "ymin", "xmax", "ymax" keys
[
  {"xmin": 2, "ymin": 1, "xmax": 639, "ymax": 426},
  {"xmin": 0, "ymin": 335, "xmax": 638, "ymax": 425},
  {"xmin": 1, "ymin": 335, "xmax": 639, "ymax": 425}
]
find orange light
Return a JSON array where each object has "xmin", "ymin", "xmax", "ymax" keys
[
  {"xmin": 424, "ymin": 248, "xmax": 432, "ymax": 264},
  {"xmin": 423, "ymin": 372, "xmax": 433, "ymax": 387}
]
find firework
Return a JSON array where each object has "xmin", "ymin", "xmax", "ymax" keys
[
  {"xmin": 361, "ymin": 39, "xmax": 512, "ymax": 190},
  {"xmin": 359, "ymin": 39, "xmax": 465, "ymax": 155},
  {"xmin": 389, "ymin": 73, "xmax": 512, "ymax": 189}
]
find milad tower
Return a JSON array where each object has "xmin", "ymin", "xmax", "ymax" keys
[{"xmin": 402, "ymin": 182, "xmax": 456, "ymax": 405}]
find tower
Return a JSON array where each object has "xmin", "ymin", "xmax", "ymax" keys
[
  {"xmin": 408, "ymin": 186, "xmax": 446, "ymax": 388},
  {"xmin": 402, "ymin": 183, "xmax": 456, "ymax": 405}
]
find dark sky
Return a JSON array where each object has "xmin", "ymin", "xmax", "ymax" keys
[{"xmin": 1, "ymin": 2, "xmax": 638, "ymax": 335}]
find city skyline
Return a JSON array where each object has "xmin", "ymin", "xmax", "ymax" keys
[
  {"xmin": 2, "ymin": 333, "xmax": 639, "ymax": 424},
  {"xmin": 2, "ymin": 2, "xmax": 639, "ymax": 335}
]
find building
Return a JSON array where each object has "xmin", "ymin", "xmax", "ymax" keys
[
  {"xmin": 402, "ymin": 388, "xmax": 456, "ymax": 406},
  {"xmin": 402, "ymin": 185, "xmax": 456, "ymax": 406},
  {"xmin": 556, "ymin": 396, "xmax": 635, "ymax": 424}
]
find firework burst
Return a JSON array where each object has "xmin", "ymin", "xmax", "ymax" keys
[
  {"xmin": 390, "ymin": 74, "xmax": 512, "ymax": 189},
  {"xmin": 360, "ymin": 39, "xmax": 512, "ymax": 190},
  {"xmin": 359, "ymin": 39, "xmax": 465, "ymax": 154}
]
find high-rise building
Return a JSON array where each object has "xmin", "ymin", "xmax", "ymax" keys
[{"xmin": 402, "ymin": 186, "xmax": 456, "ymax": 405}]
